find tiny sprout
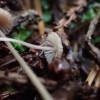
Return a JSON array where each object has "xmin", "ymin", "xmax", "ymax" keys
[{"xmin": 0, "ymin": 32, "xmax": 63, "ymax": 64}]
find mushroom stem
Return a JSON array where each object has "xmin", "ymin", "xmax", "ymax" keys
[
  {"xmin": 0, "ymin": 37, "xmax": 55, "ymax": 51},
  {"xmin": 0, "ymin": 30, "xmax": 54, "ymax": 100}
]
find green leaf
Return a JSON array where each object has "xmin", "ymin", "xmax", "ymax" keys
[
  {"xmin": 81, "ymin": 8, "xmax": 96, "ymax": 22},
  {"xmin": 92, "ymin": 37, "xmax": 100, "ymax": 44},
  {"xmin": 40, "ymin": 0, "xmax": 50, "ymax": 10},
  {"xmin": 43, "ymin": 12, "xmax": 52, "ymax": 23},
  {"xmin": 11, "ymin": 27, "xmax": 32, "ymax": 52},
  {"xmin": 89, "ymin": 2, "xmax": 100, "ymax": 9},
  {"xmin": 11, "ymin": 42, "xmax": 25, "ymax": 52}
]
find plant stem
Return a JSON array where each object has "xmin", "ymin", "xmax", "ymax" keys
[
  {"xmin": 33, "ymin": 0, "xmax": 45, "ymax": 35},
  {"xmin": 0, "ymin": 30, "xmax": 53, "ymax": 100},
  {"xmin": 0, "ymin": 37, "xmax": 55, "ymax": 51},
  {"xmin": 25, "ymin": 0, "xmax": 31, "ymax": 10}
]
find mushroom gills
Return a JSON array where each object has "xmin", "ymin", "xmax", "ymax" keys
[{"xmin": 44, "ymin": 32, "xmax": 63, "ymax": 64}]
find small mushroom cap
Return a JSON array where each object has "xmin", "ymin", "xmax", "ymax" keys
[
  {"xmin": 0, "ymin": 8, "xmax": 14, "ymax": 34},
  {"xmin": 44, "ymin": 32, "xmax": 63, "ymax": 64}
]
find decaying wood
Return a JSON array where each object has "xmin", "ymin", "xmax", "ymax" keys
[
  {"xmin": 0, "ymin": 91, "xmax": 23, "ymax": 100},
  {"xmin": 0, "ymin": 71, "xmax": 57, "ymax": 90},
  {"xmin": 86, "ymin": 64, "xmax": 99, "ymax": 86},
  {"xmin": 95, "ymin": 69, "xmax": 100, "ymax": 87},
  {"xmin": 33, "ymin": 0, "xmax": 45, "ymax": 35},
  {"xmin": 85, "ymin": 15, "xmax": 100, "ymax": 41},
  {"xmin": 85, "ymin": 16, "xmax": 100, "ymax": 66},
  {"xmin": 52, "ymin": 0, "xmax": 87, "ymax": 47},
  {"xmin": 85, "ymin": 15, "xmax": 100, "ymax": 86},
  {"xmin": 54, "ymin": 0, "xmax": 87, "ymax": 29}
]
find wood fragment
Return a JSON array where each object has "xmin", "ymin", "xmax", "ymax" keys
[
  {"xmin": 19, "ymin": 0, "xmax": 26, "ymax": 11},
  {"xmin": 95, "ymin": 69, "xmax": 100, "ymax": 87},
  {"xmin": 85, "ymin": 15, "xmax": 100, "ymax": 41},
  {"xmin": 86, "ymin": 65, "xmax": 99, "ymax": 86},
  {"xmin": 0, "ymin": 71, "xmax": 57, "ymax": 89},
  {"xmin": 33, "ymin": 0, "xmax": 45, "ymax": 35},
  {"xmin": 54, "ymin": 0, "xmax": 87, "ymax": 29},
  {"xmin": 85, "ymin": 15, "xmax": 100, "ymax": 86},
  {"xmin": 25, "ymin": 0, "xmax": 31, "ymax": 10}
]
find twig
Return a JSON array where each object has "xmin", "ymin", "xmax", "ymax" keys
[
  {"xmin": 0, "ymin": 71, "xmax": 57, "ymax": 89},
  {"xmin": 0, "ymin": 91, "xmax": 23, "ymax": 100},
  {"xmin": 0, "ymin": 58, "xmax": 16, "ymax": 68},
  {"xmin": 85, "ymin": 16, "xmax": 100, "ymax": 41},
  {"xmin": 25, "ymin": 0, "xmax": 31, "ymax": 10},
  {"xmin": 86, "ymin": 64, "xmax": 99, "ymax": 86},
  {"xmin": 54, "ymin": 0, "xmax": 87, "ymax": 30},
  {"xmin": 19, "ymin": 0, "xmax": 26, "ymax": 11},
  {"xmin": 84, "ymin": 16, "xmax": 100, "ymax": 66},
  {"xmin": 51, "ymin": 0, "xmax": 87, "ymax": 47},
  {"xmin": 85, "ymin": 16, "xmax": 100, "ymax": 86},
  {"xmin": 33, "ymin": 0, "xmax": 45, "ymax": 35},
  {"xmin": 95, "ymin": 69, "xmax": 100, "ymax": 87}
]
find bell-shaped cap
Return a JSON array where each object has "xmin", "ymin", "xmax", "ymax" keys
[
  {"xmin": 44, "ymin": 32, "xmax": 63, "ymax": 64},
  {"xmin": 0, "ymin": 8, "xmax": 13, "ymax": 34}
]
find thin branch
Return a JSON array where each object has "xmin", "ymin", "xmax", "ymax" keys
[
  {"xmin": 54, "ymin": 0, "xmax": 87, "ymax": 29},
  {"xmin": 85, "ymin": 16, "xmax": 100, "ymax": 86},
  {"xmin": 86, "ymin": 64, "xmax": 99, "ymax": 86},
  {"xmin": 85, "ymin": 16, "xmax": 100, "ymax": 41},
  {"xmin": 25, "ymin": 0, "xmax": 31, "ymax": 10},
  {"xmin": 19, "ymin": 0, "xmax": 26, "ymax": 11},
  {"xmin": 33, "ymin": 0, "xmax": 45, "ymax": 35},
  {"xmin": 0, "ymin": 71, "xmax": 57, "ymax": 89}
]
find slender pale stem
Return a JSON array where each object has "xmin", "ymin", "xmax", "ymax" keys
[
  {"xmin": 0, "ymin": 30, "xmax": 53, "ymax": 100},
  {"xmin": 0, "ymin": 37, "xmax": 55, "ymax": 51}
]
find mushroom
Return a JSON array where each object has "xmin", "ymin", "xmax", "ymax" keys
[
  {"xmin": 0, "ymin": 32, "xmax": 63, "ymax": 64},
  {"xmin": 44, "ymin": 32, "xmax": 63, "ymax": 64},
  {"xmin": 0, "ymin": 8, "xmax": 13, "ymax": 35},
  {"xmin": 0, "ymin": 8, "xmax": 53, "ymax": 100}
]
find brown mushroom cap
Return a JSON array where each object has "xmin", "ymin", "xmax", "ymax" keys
[{"xmin": 0, "ymin": 8, "xmax": 14, "ymax": 34}]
